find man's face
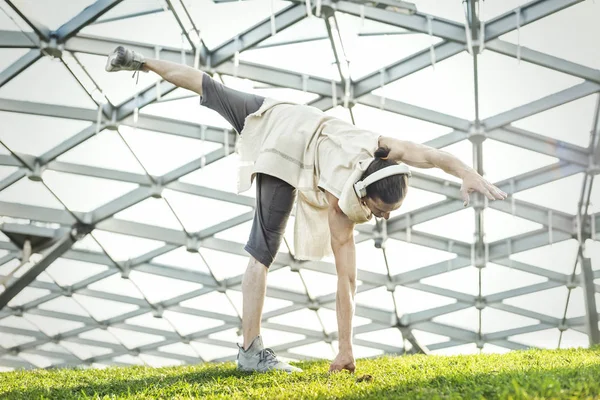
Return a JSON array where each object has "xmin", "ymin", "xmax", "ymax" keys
[{"xmin": 362, "ymin": 196, "xmax": 403, "ymax": 220}]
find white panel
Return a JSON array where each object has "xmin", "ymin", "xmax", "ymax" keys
[
  {"xmin": 0, "ymin": 112, "xmax": 92, "ymax": 157},
  {"xmin": 107, "ymin": 326, "xmax": 164, "ymax": 349},
  {"xmin": 180, "ymin": 154, "xmax": 255, "ymax": 196},
  {"xmin": 80, "ymin": 8, "xmax": 190, "ymax": 50},
  {"xmin": 0, "ymin": 49, "xmax": 30, "ymax": 72},
  {"xmin": 0, "ymin": 333, "xmax": 35, "ymax": 348},
  {"xmin": 317, "ymin": 308, "xmax": 372, "ymax": 334},
  {"xmin": 213, "ymin": 220, "xmax": 254, "ymax": 245},
  {"xmin": 125, "ymin": 312, "xmax": 177, "ymax": 332},
  {"xmin": 377, "ymin": 53, "xmax": 475, "ymax": 120},
  {"xmin": 91, "ymin": 230, "xmax": 165, "ymax": 261},
  {"xmin": 158, "ymin": 342, "xmax": 199, "ymax": 358},
  {"xmin": 0, "ymin": 315, "xmax": 39, "ymax": 331},
  {"xmin": 414, "ymin": 208, "xmax": 475, "ymax": 243},
  {"xmin": 510, "ymin": 239, "xmax": 579, "ymax": 275},
  {"xmin": 260, "ymin": 327, "xmax": 306, "ymax": 348},
  {"xmin": 190, "ymin": 342, "xmax": 237, "ymax": 361},
  {"xmin": 42, "ymin": 170, "xmax": 140, "ymax": 213},
  {"xmin": 162, "ymin": 310, "xmax": 224, "ymax": 336},
  {"xmin": 0, "ymin": 178, "xmax": 65, "ymax": 209},
  {"xmin": 559, "ymin": 329, "xmax": 590, "ymax": 349},
  {"xmin": 23, "ymin": 313, "xmax": 84, "ymax": 336},
  {"xmin": 114, "ymin": 197, "xmax": 186, "ymax": 230},
  {"xmin": 510, "ymin": 327, "xmax": 560, "ymax": 349},
  {"xmin": 483, "ymin": 140, "xmax": 559, "ymax": 184},
  {"xmin": 355, "ymin": 241, "xmax": 388, "ymax": 275},
  {"xmin": 356, "ymin": 286, "xmax": 395, "ymax": 312},
  {"xmin": 396, "ymin": 285, "xmax": 457, "ymax": 315},
  {"xmin": 481, "ymin": 343, "xmax": 512, "ymax": 354},
  {"xmin": 72, "ymin": 293, "xmax": 139, "ymax": 321},
  {"xmin": 410, "ymin": 0, "xmax": 470, "ymax": 22},
  {"xmin": 391, "ymin": 188, "xmax": 447, "ymax": 217},
  {"xmin": 0, "ymin": 57, "xmax": 97, "ymax": 109},
  {"xmin": 86, "ymin": 273, "xmax": 144, "ymax": 299},
  {"xmin": 6, "ymin": 286, "xmax": 51, "ymax": 308},
  {"xmin": 501, "ymin": 1, "xmax": 600, "ymax": 69},
  {"xmin": 513, "ymin": 94, "xmax": 597, "ymax": 147},
  {"xmin": 300, "ymin": 269, "xmax": 337, "ymax": 298},
  {"xmin": 46, "ymin": 258, "xmax": 109, "ymax": 287},
  {"xmin": 225, "ymin": 290, "xmax": 294, "ymax": 315},
  {"xmin": 151, "ymin": 246, "xmax": 211, "ymax": 275},
  {"xmin": 159, "ymin": 189, "xmax": 252, "ymax": 233},
  {"xmin": 479, "ymin": 53, "xmax": 582, "ymax": 120},
  {"xmin": 12, "ymin": 0, "xmax": 96, "ymax": 30},
  {"xmin": 179, "ymin": 291, "xmax": 239, "ymax": 317},
  {"xmin": 37, "ymin": 296, "xmax": 90, "ymax": 317},
  {"xmin": 355, "ymin": 327, "xmax": 403, "ymax": 348},
  {"xmin": 383, "ymin": 239, "xmax": 456, "ymax": 275},
  {"xmin": 267, "ymin": 266, "xmax": 306, "ymax": 294},
  {"xmin": 288, "ymin": 341, "xmax": 335, "ymax": 360},
  {"xmin": 514, "ymin": 173, "xmax": 584, "ymax": 215},
  {"xmin": 483, "ymin": 208, "xmax": 543, "ymax": 242},
  {"xmin": 78, "ymin": 328, "xmax": 122, "ymax": 345},
  {"xmin": 421, "ymin": 266, "xmax": 479, "ymax": 296},
  {"xmin": 59, "ymin": 341, "xmax": 112, "ymax": 360},
  {"xmin": 503, "ymin": 286, "xmax": 569, "ymax": 319},
  {"xmin": 411, "ymin": 329, "xmax": 450, "ymax": 346},
  {"xmin": 481, "ymin": 263, "xmax": 547, "ymax": 297},
  {"xmin": 197, "ymin": 248, "xmax": 247, "ymax": 281},
  {"xmin": 433, "ymin": 307, "xmax": 479, "ymax": 332},
  {"xmin": 127, "ymin": 270, "xmax": 203, "ymax": 304},
  {"xmin": 118, "ymin": 126, "xmax": 221, "ymax": 177},
  {"xmin": 268, "ymin": 309, "xmax": 323, "ymax": 330},
  {"xmin": 482, "ymin": 307, "xmax": 539, "ymax": 334}
]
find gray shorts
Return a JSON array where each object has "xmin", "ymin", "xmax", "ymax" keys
[{"xmin": 200, "ymin": 74, "xmax": 296, "ymax": 267}]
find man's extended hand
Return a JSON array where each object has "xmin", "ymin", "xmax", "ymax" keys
[
  {"xmin": 329, "ymin": 351, "xmax": 356, "ymax": 373},
  {"xmin": 460, "ymin": 171, "xmax": 507, "ymax": 207}
]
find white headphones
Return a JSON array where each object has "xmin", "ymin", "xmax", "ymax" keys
[{"xmin": 353, "ymin": 163, "xmax": 411, "ymax": 199}]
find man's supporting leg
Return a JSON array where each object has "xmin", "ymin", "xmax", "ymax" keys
[{"xmin": 242, "ymin": 256, "xmax": 268, "ymax": 350}]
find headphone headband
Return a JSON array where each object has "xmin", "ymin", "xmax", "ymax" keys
[{"xmin": 353, "ymin": 163, "xmax": 411, "ymax": 199}]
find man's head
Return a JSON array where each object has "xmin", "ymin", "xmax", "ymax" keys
[{"xmin": 359, "ymin": 146, "xmax": 408, "ymax": 220}]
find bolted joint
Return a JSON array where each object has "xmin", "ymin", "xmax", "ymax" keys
[
  {"xmin": 186, "ymin": 236, "xmax": 199, "ymax": 253},
  {"xmin": 558, "ymin": 322, "xmax": 568, "ymax": 332},
  {"xmin": 289, "ymin": 262, "xmax": 301, "ymax": 273},
  {"xmin": 26, "ymin": 162, "xmax": 45, "ymax": 182},
  {"xmin": 399, "ymin": 314, "xmax": 410, "ymax": 327},
  {"xmin": 467, "ymin": 124, "xmax": 487, "ymax": 144},
  {"xmin": 181, "ymin": 336, "xmax": 191, "ymax": 344},
  {"xmin": 151, "ymin": 179, "xmax": 163, "ymax": 199},
  {"xmin": 476, "ymin": 340, "xmax": 485, "ymax": 349},
  {"xmin": 52, "ymin": 334, "xmax": 62, "ymax": 344},
  {"xmin": 216, "ymin": 283, "xmax": 227, "ymax": 294},
  {"xmin": 129, "ymin": 348, "xmax": 140, "ymax": 356},
  {"xmin": 308, "ymin": 300, "xmax": 320, "ymax": 311},
  {"xmin": 99, "ymin": 322, "xmax": 109, "ymax": 330},
  {"xmin": 71, "ymin": 222, "xmax": 94, "ymax": 240},
  {"xmin": 62, "ymin": 286, "xmax": 73, "ymax": 297},
  {"xmin": 475, "ymin": 297, "xmax": 486, "ymax": 310},
  {"xmin": 10, "ymin": 348, "xmax": 19, "ymax": 356},
  {"xmin": 13, "ymin": 307, "xmax": 23, "ymax": 317},
  {"xmin": 323, "ymin": 334, "xmax": 333, "ymax": 344},
  {"xmin": 565, "ymin": 277, "xmax": 578, "ymax": 290},
  {"xmin": 152, "ymin": 305, "xmax": 164, "ymax": 318},
  {"xmin": 41, "ymin": 37, "xmax": 63, "ymax": 58},
  {"xmin": 386, "ymin": 281, "xmax": 396, "ymax": 292},
  {"xmin": 121, "ymin": 260, "xmax": 132, "ymax": 279}
]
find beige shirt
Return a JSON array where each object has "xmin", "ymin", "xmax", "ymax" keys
[{"xmin": 237, "ymin": 98, "xmax": 380, "ymax": 260}]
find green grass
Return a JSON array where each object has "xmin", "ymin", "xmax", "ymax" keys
[{"xmin": 2, "ymin": 347, "xmax": 599, "ymax": 399}]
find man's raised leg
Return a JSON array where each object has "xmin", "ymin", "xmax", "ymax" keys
[{"xmin": 105, "ymin": 46, "xmax": 204, "ymax": 95}]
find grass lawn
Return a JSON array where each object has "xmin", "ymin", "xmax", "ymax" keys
[{"xmin": 1, "ymin": 347, "xmax": 599, "ymax": 399}]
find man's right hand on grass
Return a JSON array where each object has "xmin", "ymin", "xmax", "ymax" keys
[{"xmin": 329, "ymin": 351, "xmax": 356, "ymax": 373}]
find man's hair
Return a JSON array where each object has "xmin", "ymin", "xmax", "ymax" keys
[{"xmin": 360, "ymin": 146, "xmax": 408, "ymax": 204}]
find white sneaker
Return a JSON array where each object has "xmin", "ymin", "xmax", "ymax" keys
[
  {"xmin": 237, "ymin": 336, "xmax": 302, "ymax": 373},
  {"xmin": 105, "ymin": 46, "xmax": 146, "ymax": 72}
]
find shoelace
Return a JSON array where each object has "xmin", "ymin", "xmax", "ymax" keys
[
  {"xmin": 132, "ymin": 70, "xmax": 140, "ymax": 85},
  {"xmin": 258, "ymin": 348, "xmax": 277, "ymax": 365}
]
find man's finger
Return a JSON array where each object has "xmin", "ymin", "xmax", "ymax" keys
[
  {"xmin": 488, "ymin": 184, "xmax": 505, "ymax": 200},
  {"xmin": 461, "ymin": 189, "xmax": 470, "ymax": 207}
]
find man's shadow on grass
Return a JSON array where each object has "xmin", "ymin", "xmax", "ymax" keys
[{"xmin": 4, "ymin": 363, "xmax": 600, "ymax": 399}]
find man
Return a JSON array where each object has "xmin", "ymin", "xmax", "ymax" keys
[{"xmin": 106, "ymin": 46, "xmax": 507, "ymax": 374}]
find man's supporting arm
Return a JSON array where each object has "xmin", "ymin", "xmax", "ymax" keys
[{"xmin": 325, "ymin": 191, "xmax": 357, "ymax": 373}]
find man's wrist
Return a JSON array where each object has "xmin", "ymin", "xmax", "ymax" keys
[{"xmin": 339, "ymin": 342, "xmax": 353, "ymax": 353}]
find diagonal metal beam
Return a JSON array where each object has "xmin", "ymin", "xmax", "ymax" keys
[
  {"xmin": 55, "ymin": 0, "xmax": 126, "ymax": 42},
  {"xmin": 486, "ymin": 40, "xmax": 600, "ymax": 85},
  {"xmin": 4, "ymin": 0, "xmax": 51, "ymax": 41},
  {"xmin": 484, "ymin": 0, "xmax": 585, "ymax": 41},
  {"xmin": 487, "ymin": 126, "xmax": 590, "ymax": 167},
  {"xmin": 0, "ymin": 231, "xmax": 76, "ymax": 309},
  {"xmin": 483, "ymin": 82, "xmax": 600, "ymax": 131},
  {"xmin": 210, "ymin": 3, "xmax": 307, "ymax": 67},
  {"xmin": 0, "ymin": 49, "xmax": 42, "ymax": 88}
]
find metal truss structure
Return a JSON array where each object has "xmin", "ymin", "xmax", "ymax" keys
[{"xmin": 0, "ymin": 0, "xmax": 598, "ymax": 370}]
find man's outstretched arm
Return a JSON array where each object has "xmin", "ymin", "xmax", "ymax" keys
[
  {"xmin": 379, "ymin": 136, "xmax": 508, "ymax": 206},
  {"xmin": 325, "ymin": 191, "xmax": 357, "ymax": 373}
]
